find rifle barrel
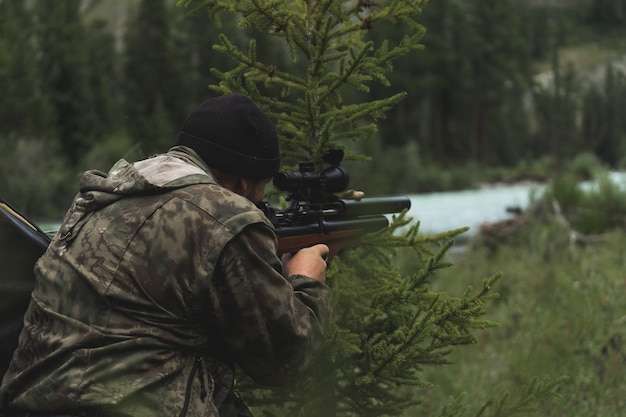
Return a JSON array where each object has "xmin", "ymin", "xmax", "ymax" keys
[
  {"xmin": 341, "ymin": 196, "xmax": 411, "ymax": 218},
  {"xmin": 275, "ymin": 216, "xmax": 389, "ymax": 237}
]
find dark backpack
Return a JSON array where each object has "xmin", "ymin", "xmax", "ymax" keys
[{"xmin": 0, "ymin": 199, "xmax": 51, "ymax": 383}]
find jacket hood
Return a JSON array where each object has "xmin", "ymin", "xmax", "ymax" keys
[
  {"xmin": 77, "ymin": 147, "xmax": 214, "ymax": 213},
  {"xmin": 55, "ymin": 148, "xmax": 216, "ymax": 242}
]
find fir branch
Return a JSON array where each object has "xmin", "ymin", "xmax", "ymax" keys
[
  {"xmin": 239, "ymin": 0, "xmax": 289, "ymax": 31},
  {"xmin": 211, "ymin": 36, "xmax": 307, "ymax": 90},
  {"xmin": 473, "ymin": 376, "xmax": 569, "ymax": 417}
]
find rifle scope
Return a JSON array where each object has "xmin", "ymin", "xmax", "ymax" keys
[{"xmin": 273, "ymin": 163, "xmax": 350, "ymax": 195}]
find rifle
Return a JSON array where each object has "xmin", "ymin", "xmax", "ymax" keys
[{"xmin": 258, "ymin": 150, "xmax": 411, "ymax": 260}]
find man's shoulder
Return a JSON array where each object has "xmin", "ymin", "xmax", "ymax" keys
[{"xmin": 170, "ymin": 184, "xmax": 270, "ymax": 230}]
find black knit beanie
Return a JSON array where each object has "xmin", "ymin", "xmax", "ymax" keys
[{"xmin": 176, "ymin": 93, "xmax": 280, "ymax": 179}]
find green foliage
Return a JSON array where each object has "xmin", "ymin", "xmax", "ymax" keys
[
  {"xmin": 562, "ymin": 151, "xmax": 605, "ymax": 180},
  {"xmin": 34, "ymin": 0, "xmax": 100, "ymax": 165},
  {"xmin": 343, "ymin": 141, "xmax": 479, "ymax": 195},
  {"xmin": 236, "ymin": 216, "xmax": 502, "ymax": 417},
  {"xmin": 424, "ymin": 218, "xmax": 626, "ymax": 417},
  {"xmin": 433, "ymin": 376, "xmax": 568, "ymax": 417},
  {"xmin": 179, "ymin": 0, "xmax": 427, "ymax": 167},
  {"xmin": 175, "ymin": 1, "xmax": 567, "ymax": 416},
  {"xmin": 123, "ymin": 0, "xmax": 190, "ymax": 154},
  {"xmin": 0, "ymin": 1, "xmax": 53, "ymax": 138},
  {"xmin": 581, "ymin": 63, "xmax": 626, "ymax": 167},
  {"xmin": 78, "ymin": 133, "xmax": 147, "ymax": 173},
  {"xmin": 0, "ymin": 135, "xmax": 75, "ymax": 220},
  {"xmin": 543, "ymin": 170, "xmax": 626, "ymax": 234}
]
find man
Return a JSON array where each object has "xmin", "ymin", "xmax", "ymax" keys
[{"xmin": 0, "ymin": 94, "xmax": 331, "ymax": 417}]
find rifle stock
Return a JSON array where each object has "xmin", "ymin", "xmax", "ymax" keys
[{"xmin": 275, "ymin": 214, "xmax": 391, "ymax": 259}]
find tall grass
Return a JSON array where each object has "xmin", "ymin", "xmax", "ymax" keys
[{"xmin": 409, "ymin": 172, "xmax": 626, "ymax": 416}]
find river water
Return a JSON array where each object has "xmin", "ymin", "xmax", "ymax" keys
[
  {"xmin": 403, "ymin": 183, "xmax": 545, "ymax": 236},
  {"xmin": 405, "ymin": 171, "xmax": 626, "ymax": 236}
]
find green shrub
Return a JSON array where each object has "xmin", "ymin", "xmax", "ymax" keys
[
  {"xmin": 564, "ymin": 151, "xmax": 605, "ymax": 180},
  {"xmin": 544, "ymin": 171, "xmax": 626, "ymax": 234}
]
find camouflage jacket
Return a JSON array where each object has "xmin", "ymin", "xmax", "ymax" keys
[{"xmin": 0, "ymin": 147, "xmax": 331, "ymax": 417}]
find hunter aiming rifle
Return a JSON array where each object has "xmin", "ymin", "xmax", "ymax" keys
[
  {"xmin": 0, "ymin": 152, "xmax": 410, "ymax": 383},
  {"xmin": 258, "ymin": 150, "xmax": 411, "ymax": 260}
]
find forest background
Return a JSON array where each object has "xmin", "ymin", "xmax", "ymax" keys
[
  {"xmin": 1, "ymin": 0, "xmax": 626, "ymax": 416},
  {"xmin": 2, "ymin": 0, "xmax": 626, "ymax": 219}
]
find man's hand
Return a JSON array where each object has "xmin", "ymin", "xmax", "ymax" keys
[{"xmin": 282, "ymin": 244, "xmax": 329, "ymax": 283}]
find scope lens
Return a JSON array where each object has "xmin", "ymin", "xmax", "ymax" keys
[
  {"xmin": 273, "ymin": 166, "xmax": 349, "ymax": 194},
  {"xmin": 321, "ymin": 166, "xmax": 350, "ymax": 193}
]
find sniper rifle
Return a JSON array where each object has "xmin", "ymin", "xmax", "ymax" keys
[{"xmin": 258, "ymin": 150, "xmax": 411, "ymax": 260}]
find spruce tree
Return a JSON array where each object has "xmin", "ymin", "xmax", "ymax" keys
[{"xmin": 177, "ymin": 1, "xmax": 565, "ymax": 416}]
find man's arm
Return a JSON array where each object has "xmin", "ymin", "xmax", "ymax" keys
[{"xmin": 208, "ymin": 224, "xmax": 331, "ymax": 386}]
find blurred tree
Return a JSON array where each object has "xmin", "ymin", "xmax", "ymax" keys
[
  {"xmin": 581, "ymin": 64, "xmax": 626, "ymax": 167},
  {"xmin": 174, "ymin": 8, "xmax": 245, "ymax": 110},
  {"xmin": 532, "ymin": 17, "xmax": 581, "ymax": 174},
  {"xmin": 0, "ymin": 0, "xmax": 53, "ymax": 138},
  {"xmin": 366, "ymin": 0, "xmax": 472, "ymax": 161},
  {"xmin": 373, "ymin": 0, "xmax": 534, "ymax": 168},
  {"xmin": 33, "ymin": 0, "xmax": 98, "ymax": 165},
  {"xmin": 122, "ymin": 0, "xmax": 189, "ymax": 154},
  {"xmin": 466, "ymin": 0, "xmax": 534, "ymax": 166},
  {"xmin": 587, "ymin": 0, "xmax": 626, "ymax": 34},
  {"xmin": 84, "ymin": 18, "xmax": 122, "ymax": 140}
]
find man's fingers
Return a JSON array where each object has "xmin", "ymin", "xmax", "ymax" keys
[
  {"xmin": 312, "ymin": 244, "xmax": 329, "ymax": 260},
  {"xmin": 351, "ymin": 190, "xmax": 365, "ymax": 200}
]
